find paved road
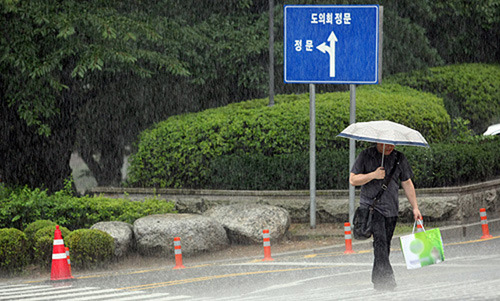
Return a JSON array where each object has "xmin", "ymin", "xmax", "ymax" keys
[{"xmin": 2, "ymin": 227, "xmax": 499, "ymax": 301}]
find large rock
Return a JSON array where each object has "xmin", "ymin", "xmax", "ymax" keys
[
  {"xmin": 204, "ymin": 204, "xmax": 291, "ymax": 244},
  {"xmin": 263, "ymin": 199, "xmax": 311, "ymax": 223},
  {"xmin": 133, "ymin": 214, "xmax": 229, "ymax": 257},
  {"xmin": 319, "ymin": 199, "xmax": 350, "ymax": 223},
  {"xmin": 398, "ymin": 196, "xmax": 459, "ymax": 222},
  {"xmin": 90, "ymin": 221, "xmax": 134, "ymax": 257}
]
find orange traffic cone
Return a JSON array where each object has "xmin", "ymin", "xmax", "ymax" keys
[
  {"xmin": 416, "ymin": 219, "xmax": 424, "ymax": 233},
  {"xmin": 344, "ymin": 222, "xmax": 354, "ymax": 254},
  {"xmin": 262, "ymin": 229, "xmax": 274, "ymax": 261},
  {"xmin": 50, "ymin": 225, "xmax": 73, "ymax": 280},
  {"xmin": 173, "ymin": 237, "xmax": 185, "ymax": 269},
  {"xmin": 480, "ymin": 208, "xmax": 493, "ymax": 239},
  {"xmin": 65, "ymin": 247, "xmax": 72, "ymax": 275}
]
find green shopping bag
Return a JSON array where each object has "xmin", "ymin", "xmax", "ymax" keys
[{"xmin": 400, "ymin": 220, "xmax": 445, "ymax": 269}]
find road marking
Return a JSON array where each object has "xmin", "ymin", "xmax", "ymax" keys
[
  {"xmin": 0, "ymin": 284, "xmax": 187, "ymax": 301},
  {"xmin": 0, "ymin": 287, "xmax": 95, "ymax": 299},
  {"xmin": 228, "ymin": 261, "xmax": 370, "ymax": 267},
  {"xmin": 119, "ymin": 266, "xmax": 333, "ymax": 291},
  {"xmin": 248, "ymin": 269, "xmax": 370, "ymax": 295},
  {"xmin": 227, "ymin": 261, "xmax": 408, "ymax": 268},
  {"xmin": 444, "ymin": 235, "xmax": 500, "ymax": 246}
]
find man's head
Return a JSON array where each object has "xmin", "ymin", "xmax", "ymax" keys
[{"xmin": 376, "ymin": 143, "xmax": 395, "ymax": 155}]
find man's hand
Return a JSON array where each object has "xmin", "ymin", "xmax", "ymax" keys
[
  {"xmin": 413, "ymin": 207, "xmax": 423, "ymax": 221},
  {"xmin": 350, "ymin": 167, "xmax": 386, "ymax": 186},
  {"xmin": 371, "ymin": 167, "xmax": 385, "ymax": 180}
]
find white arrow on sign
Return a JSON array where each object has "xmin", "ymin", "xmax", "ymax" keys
[{"xmin": 316, "ymin": 31, "xmax": 338, "ymax": 77}]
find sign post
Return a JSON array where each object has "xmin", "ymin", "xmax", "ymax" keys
[{"xmin": 284, "ymin": 5, "xmax": 381, "ymax": 228}]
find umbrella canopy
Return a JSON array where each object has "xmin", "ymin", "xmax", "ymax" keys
[{"xmin": 337, "ymin": 120, "xmax": 429, "ymax": 147}]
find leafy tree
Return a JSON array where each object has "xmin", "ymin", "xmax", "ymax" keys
[
  {"xmin": 0, "ymin": 0, "xmax": 189, "ymax": 192},
  {"xmin": 420, "ymin": 0, "xmax": 500, "ymax": 64},
  {"xmin": 73, "ymin": 1, "xmax": 273, "ymax": 186}
]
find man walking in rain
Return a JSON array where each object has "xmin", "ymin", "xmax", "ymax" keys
[{"xmin": 350, "ymin": 143, "xmax": 422, "ymax": 291}]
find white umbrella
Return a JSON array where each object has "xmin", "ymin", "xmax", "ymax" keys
[{"xmin": 337, "ymin": 120, "xmax": 429, "ymax": 166}]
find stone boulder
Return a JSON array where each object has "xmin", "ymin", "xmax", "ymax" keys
[
  {"xmin": 133, "ymin": 214, "xmax": 229, "ymax": 257},
  {"xmin": 90, "ymin": 221, "xmax": 134, "ymax": 257},
  {"xmin": 263, "ymin": 199, "xmax": 311, "ymax": 223},
  {"xmin": 398, "ymin": 196, "xmax": 459, "ymax": 222},
  {"xmin": 204, "ymin": 204, "xmax": 291, "ymax": 244}
]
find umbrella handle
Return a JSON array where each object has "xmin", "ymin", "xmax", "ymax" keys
[{"xmin": 381, "ymin": 143, "xmax": 385, "ymax": 167}]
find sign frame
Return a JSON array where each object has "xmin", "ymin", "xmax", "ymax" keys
[{"xmin": 284, "ymin": 5, "xmax": 380, "ymax": 84}]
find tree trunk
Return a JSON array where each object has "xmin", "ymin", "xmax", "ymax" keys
[{"xmin": 78, "ymin": 140, "xmax": 124, "ymax": 187}]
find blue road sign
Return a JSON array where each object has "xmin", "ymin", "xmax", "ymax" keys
[{"xmin": 284, "ymin": 5, "xmax": 380, "ymax": 84}]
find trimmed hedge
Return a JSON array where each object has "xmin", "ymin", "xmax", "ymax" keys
[
  {"xmin": 0, "ymin": 228, "xmax": 29, "ymax": 274},
  {"xmin": 0, "ymin": 183, "xmax": 177, "ymax": 230},
  {"xmin": 401, "ymin": 137, "xmax": 500, "ymax": 187},
  {"xmin": 66, "ymin": 229, "xmax": 114, "ymax": 269},
  {"xmin": 128, "ymin": 83, "xmax": 450, "ymax": 188},
  {"xmin": 388, "ymin": 63, "xmax": 500, "ymax": 134},
  {"xmin": 207, "ymin": 150, "xmax": 349, "ymax": 190},
  {"xmin": 205, "ymin": 137, "xmax": 500, "ymax": 190}
]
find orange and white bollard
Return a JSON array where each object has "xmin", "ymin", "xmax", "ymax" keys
[
  {"xmin": 65, "ymin": 247, "xmax": 72, "ymax": 275},
  {"xmin": 173, "ymin": 237, "xmax": 185, "ymax": 269},
  {"xmin": 262, "ymin": 229, "xmax": 274, "ymax": 261},
  {"xmin": 480, "ymin": 208, "xmax": 493, "ymax": 239},
  {"xmin": 50, "ymin": 225, "xmax": 73, "ymax": 281},
  {"xmin": 416, "ymin": 219, "xmax": 424, "ymax": 233},
  {"xmin": 344, "ymin": 222, "xmax": 354, "ymax": 254}
]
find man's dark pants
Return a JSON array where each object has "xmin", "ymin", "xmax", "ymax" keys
[{"xmin": 372, "ymin": 210, "xmax": 398, "ymax": 289}]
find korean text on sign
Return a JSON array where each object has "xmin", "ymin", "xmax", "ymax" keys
[{"xmin": 311, "ymin": 13, "xmax": 351, "ymax": 25}]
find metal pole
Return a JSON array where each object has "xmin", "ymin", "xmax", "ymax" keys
[
  {"xmin": 349, "ymin": 84, "xmax": 356, "ymax": 226},
  {"xmin": 378, "ymin": 6, "xmax": 384, "ymax": 84},
  {"xmin": 309, "ymin": 83, "xmax": 316, "ymax": 229},
  {"xmin": 268, "ymin": 0, "xmax": 275, "ymax": 107}
]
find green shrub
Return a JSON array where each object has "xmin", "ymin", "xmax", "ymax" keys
[
  {"xmin": 0, "ymin": 186, "xmax": 176, "ymax": 230},
  {"xmin": 206, "ymin": 137, "xmax": 500, "ymax": 190},
  {"xmin": 401, "ymin": 136, "xmax": 500, "ymax": 188},
  {"xmin": 24, "ymin": 219, "xmax": 56, "ymax": 260},
  {"xmin": 32, "ymin": 225, "xmax": 71, "ymax": 268},
  {"xmin": 66, "ymin": 229, "xmax": 114, "ymax": 269},
  {"xmin": 128, "ymin": 83, "xmax": 450, "ymax": 188},
  {"xmin": 207, "ymin": 150, "xmax": 350, "ymax": 190},
  {"xmin": 0, "ymin": 185, "xmax": 52, "ymax": 231},
  {"xmin": 388, "ymin": 63, "xmax": 500, "ymax": 134},
  {"xmin": 0, "ymin": 228, "xmax": 29, "ymax": 274},
  {"xmin": 24, "ymin": 220, "xmax": 56, "ymax": 243}
]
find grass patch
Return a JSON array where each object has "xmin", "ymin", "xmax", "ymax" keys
[{"xmin": 394, "ymin": 222, "xmax": 445, "ymax": 236}]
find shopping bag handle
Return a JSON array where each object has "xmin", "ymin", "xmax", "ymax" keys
[{"xmin": 412, "ymin": 219, "xmax": 425, "ymax": 234}]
